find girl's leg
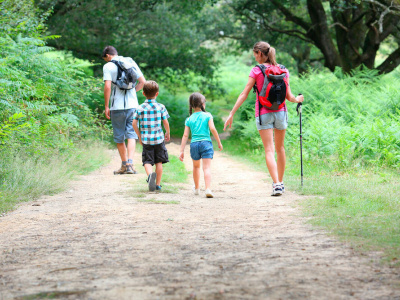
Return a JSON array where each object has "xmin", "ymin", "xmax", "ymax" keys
[
  {"xmin": 155, "ymin": 162, "xmax": 163, "ymax": 186},
  {"xmin": 274, "ymin": 129, "xmax": 286, "ymax": 182},
  {"xmin": 202, "ymin": 158, "xmax": 212, "ymax": 190},
  {"xmin": 259, "ymin": 129, "xmax": 279, "ymax": 183},
  {"xmin": 192, "ymin": 159, "xmax": 201, "ymax": 189}
]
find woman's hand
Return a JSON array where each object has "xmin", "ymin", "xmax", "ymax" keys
[
  {"xmin": 223, "ymin": 113, "xmax": 234, "ymax": 131},
  {"xmin": 296, "ymin": 94, "xmax": 304, "ymax": 103}
]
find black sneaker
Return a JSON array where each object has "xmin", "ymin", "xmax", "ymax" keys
[
  {"xmin": 156, "ymin": 185, "xmax": 162, "ymax": 192},
  {"xmin": 271, "ymin": 183, "xmax": 282, "ymax": 196},
  {"xmin": 147, "ymin": 172, "xmax": 157, "ymax": 192}
]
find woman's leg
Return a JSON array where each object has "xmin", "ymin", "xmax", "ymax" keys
[
  {"xmin": 202, "ymin": 158, "xmax": 212, "ymax": 190},
  {"xmin": 274, "ymin": 129, "xmax": 286, "ymax": 182},
  {"xmin": 193, "ymin": 159, "xmax": 201, "ymax": 189},
  {"xmin": 259, "ymin": 129, "xmax": 279, "ymax": 183}
]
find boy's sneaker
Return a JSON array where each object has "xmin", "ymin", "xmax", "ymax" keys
[
  {"xmin": 156, "ymin": 185, "xmax": 162, "ymax": 192},
  {"xmin": 113, "ymin": 164, "xmax": 127, "ymax": 175},
  {"xmin": 271, "ymin": 183, "xmax": 283, "ymax": 196},
  {"xmin": 193, "ymin": 187, "xmax": 200, "ymax": 195},
  {"xmin": 147, "ymin": 172, "xmax": 157, "ymax": 192},
  {"xmin": 125, "ymin": 164, "xmax": 137, "ymax": 174},
  {"xmin": 205, "ymin": 188, "xmax": 214, "ymax": 198}
]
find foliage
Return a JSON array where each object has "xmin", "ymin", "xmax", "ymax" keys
[
  {"xmin": 36, "ymin": 0, "xmax": 221, "ymax": 95},
  {"xmin": 217, "ymin": 0, "xmax": 400, "ymax": 74}
]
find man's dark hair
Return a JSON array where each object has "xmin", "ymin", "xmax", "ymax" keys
[
  {"xmin": 102, "ymin": 46, "xmax": 118, "ymax": 58},
  {"xmin": 143, "ymin": 81, "xmax": 159, "ymax": 99}
]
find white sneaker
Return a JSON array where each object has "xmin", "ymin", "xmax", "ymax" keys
[
  {"xmin": 193, "ymin": 186, "xmax": 200, "ymax": 195},
  {"xmin": 271, "ymin": 183, "xmax": 282, "ymax": 196},
  {"xmin": 205, "ymin": 188, "xmax": 214, "ymax": 198}
]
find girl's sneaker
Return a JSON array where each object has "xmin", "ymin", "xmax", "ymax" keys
[
  {"xmin": 271, "ymin": 183, "xmax": 282, "ymax": 196},
  {"xmin": 193, "ymin": 187, "xmax": 200, "ymax": 195},
  {"xmin": 205, "ymin": 188, "xmax": 214, "ymax": 198}
]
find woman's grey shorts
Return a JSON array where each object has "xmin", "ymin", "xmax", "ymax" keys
[
  {"xmin": 256, "ymin": 111, "xmax": 288, "ymax": 130},
  {"xmin": 110, "ymin": 108, "xmax": 138, "ymax": 143}
]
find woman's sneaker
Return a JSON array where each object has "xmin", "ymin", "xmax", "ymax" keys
[
  {"xmin": 205, "ymin": 188, "xmax": 214, "ymax": 198},
  {"xmin": 193, "ymin": 187, "xmax": 200, "ymax": 195},
  {"xmin": 271, "ymin": 183, "xmax": 283, "ymax": 196},
  {"xmin": 281, "ymin": 182, "xmax": 285, "ymax": 193}
]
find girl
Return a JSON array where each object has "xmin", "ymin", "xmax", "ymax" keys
[
  {"xmin": 179, "ymin": 92, "xmax": 223, "ymax": 198},
  {"xmin": 223, "ymin": 41, "xmax": 304, "ymax": 196}
]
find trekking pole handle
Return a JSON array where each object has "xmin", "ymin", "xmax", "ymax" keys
[{"xmin": 296, "ymin": 94, "xmax": 303, "ymax": 115}]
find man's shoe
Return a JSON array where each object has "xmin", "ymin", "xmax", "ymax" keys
[
  {"xmin": 147, "ymin": 172, "xmax": 157, "ymax": 192},
  {"xmin": 205, "ymin": 188, "xmax": 214, "ymax": 198},
  {"xmin": 126, "ymin": 164, "xmax": 137, "ymax": 174},
  {"xmin": 113, "ymin": 164, "xmax": 127, "ymax": 175},
  {"xmin": 271, "ymin": 183, "xmax": 282, "ymax": 196}
]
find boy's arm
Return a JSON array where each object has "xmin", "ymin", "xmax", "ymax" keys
[
  {"xmin": 179, "ymin": 126, "xmax": 190, "ymax": 161},
  {"xmin": 162, "ymin": 119, "xmax": 170, "ymax": 142},
  {"xmin": 209, "ymin": 118, "xmax": 223, "ymax": 151},
  {"xmin": 132, "ymin": 119, "xmax": 142, "ymax": 145}
]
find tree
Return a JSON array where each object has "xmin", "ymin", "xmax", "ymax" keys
[
  {"xmin": 224, "ymin": 0, "xmax": 400, "ymax": 74},
  {"xmin": 36, "ymin": 0, "xmax": 218, "ymax": 84}
]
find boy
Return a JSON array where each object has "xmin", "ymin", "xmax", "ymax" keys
[{"xmin": 132, "ymin": 81, "xmax": 170, "ymax": 192}]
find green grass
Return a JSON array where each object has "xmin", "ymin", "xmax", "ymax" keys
[
  {"xmin": 223, "ymin": 138, "xmax": 400, "ymax": 266},
  {"xmin": 0, "ymin": 141, "xmax": 110, "ymax": 214},
  {"xmin": 128, "ymin": 153, "xmax": 188, "ymax": 202}
]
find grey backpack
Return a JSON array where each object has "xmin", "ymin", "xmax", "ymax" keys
[{"xmin": 111, "ymin": 57, "xmax": 140, "ymax": 90}]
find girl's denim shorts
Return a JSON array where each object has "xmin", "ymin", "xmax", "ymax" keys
[
  {"xmin": 256, "ymin": 111, "xmax": 288, "ymax": 130},
  {"xmin": 190, "ymin": 140, "xmax": 214, "ymax": 160}
]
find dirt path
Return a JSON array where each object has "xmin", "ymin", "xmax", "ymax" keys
[{"xmin": 1, "ymin": 142, "xmax": 399, "ymax": 300}]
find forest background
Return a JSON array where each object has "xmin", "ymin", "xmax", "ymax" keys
[{"xmin": 1, "ymin": 0, "xmax": 400, "ymax": 263}]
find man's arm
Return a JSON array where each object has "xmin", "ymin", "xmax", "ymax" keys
[
  {"xmin": 135, "ymin": 76, "xmax": 146, "ymax": 92},
  {"xmin": 104, "ymin": 80, "xmax": 112, "ymax": 119}
]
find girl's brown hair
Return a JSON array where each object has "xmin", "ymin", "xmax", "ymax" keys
[
  {"xmin": 189, "ymin": 92, "xmax": 206, "ymax": 116},
  {"xmin": 253, "ymin": 41, "xmax": 277, "ymax": 66}
]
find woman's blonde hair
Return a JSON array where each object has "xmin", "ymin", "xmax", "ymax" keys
[{"xmin": 253, "ymin": 41, "xmax": 277, "ymax": 66}]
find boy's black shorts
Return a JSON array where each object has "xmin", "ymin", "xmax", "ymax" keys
[{"xmin": 142, "ymin": 141, "xmax": 169, "ymax": 166}]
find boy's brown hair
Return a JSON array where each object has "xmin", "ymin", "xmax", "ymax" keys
[{"xmin": 143, "ymin": 80, "xmax": 159, "ymax": 99}]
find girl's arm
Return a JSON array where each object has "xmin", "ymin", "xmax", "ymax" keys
[
  {"xmin": 223, "ymin": 76, "xmax": 256, "ymax": 131},
  {"xmin": 209, "ymin": 118, "xmax": 223, "ymax": 151},
  {"xmin": 179, "ymin": 126, "xmax": 190, "ymax": 161}
]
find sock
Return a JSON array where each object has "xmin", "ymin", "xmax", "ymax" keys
[
  {"xmin": 127, "ymin": 159, "xmax": 133, "ymax": 165},
  {"xmin": 122, "ymin": 161, "xmax": 127, "ymax": 166}
]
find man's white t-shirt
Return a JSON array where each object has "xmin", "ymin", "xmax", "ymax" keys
[{"xmin": 103, "ymin": 56, "xmax": 144, "ymax": 111}]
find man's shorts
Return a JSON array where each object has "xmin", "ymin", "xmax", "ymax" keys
[
  {"xmin": 190, "ymin": 140, "xmax": 214, "ymax": 161},
  {"xmin": 256, "ymin": 111, "xmax": 288, "ymax": 131},
  {"xmin": 142, "ymin": 141, "xmax": 169, "ymax": 166},
  {"xmin": 110, "ymin": 108, "xmax": 138, "ymax": 143}
]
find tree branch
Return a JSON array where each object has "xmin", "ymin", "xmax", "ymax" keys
[
  {"xmin": 269, "ymin": 0, "xmax": 311, "ymax": 31},
  {"xmin": 377, "ymin": 46, "xmax": 400, "ymax": 74}
]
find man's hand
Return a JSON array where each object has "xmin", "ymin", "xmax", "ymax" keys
[{"xmin": 105, "ymin": 107, "xmax": 110, "ymax": 119}]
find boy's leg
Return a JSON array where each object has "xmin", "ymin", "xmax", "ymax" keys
[
  {"xmin": 202, "ymin": 158, "xmax": 212, "ymax": 190},
  {"xmin": 193, "ymin": 160, "xmax": 201, "ymax": 189},
  {"xmin": 144, "ymin": 164, "xmax": 153, "ymax": 176},
  {"xmin": 155, "ymin": 163, "xmax": 163, "ymax": 186}
]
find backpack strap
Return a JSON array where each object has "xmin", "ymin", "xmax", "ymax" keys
[
  {"xmin": 253, "ymin": 65, "xmax": 268, "ymax": 126},
  {"xmin": 110, "ymin": 60, "xmax": 123, "ymax": 86}
]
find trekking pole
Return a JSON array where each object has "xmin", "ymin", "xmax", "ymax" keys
[{"xmin": 296, "ymin": 95, "xmax": 303, "ymax": 187}]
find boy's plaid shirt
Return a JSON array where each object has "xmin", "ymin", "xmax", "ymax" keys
[{"xmin": 133, "ymin": 99, "xmax": 169, "ymax": 145}]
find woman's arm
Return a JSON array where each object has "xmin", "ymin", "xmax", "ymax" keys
[
  {"xmin": 179, "ymin": 126, "xmax": 190, "ymax": 161},
  {"xmin": 286, "ymin": 84, "xmax": 304, "ymax": 103},
  {"xmin": 223, "ymin": 76, "xmax": 256, "ymax": 131},
  {"xmin": 209, "ymin": 118, "xmax": 223, "ymax": 151}
]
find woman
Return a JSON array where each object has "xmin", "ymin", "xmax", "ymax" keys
[{"xmin": 223, "ymin": 41, "xmax": 304, "ymax": 196}]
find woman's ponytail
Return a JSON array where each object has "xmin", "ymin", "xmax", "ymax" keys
[{"xmin": 253, "ymin": 41, "xmax": 277, "ymax": 66}]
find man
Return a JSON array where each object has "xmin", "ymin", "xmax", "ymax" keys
[{"xmin": 102, "ymin": 45, "xmax": 146, "ymax": 174}]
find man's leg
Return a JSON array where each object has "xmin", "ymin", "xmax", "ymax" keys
[
  {"xmin": 127, "ymin": 138, "xmax": 136, "ymax": 163},
  {"xmin": 116, "ymin": 142, "xmax": 127, "ymax": 162}
]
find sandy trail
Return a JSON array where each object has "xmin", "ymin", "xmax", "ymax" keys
[{"xmin": 0, "ymin": 142, "xmax": 399, "ymax": 300}]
